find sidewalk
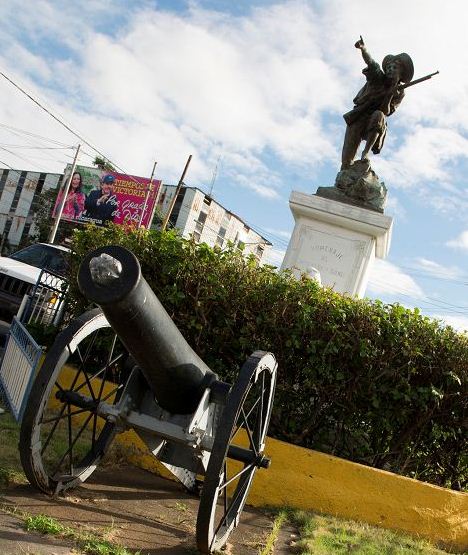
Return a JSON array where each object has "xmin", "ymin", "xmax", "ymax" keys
[{"xmin": 0, "ymin": 465, "xmax": 276, "ymax": 554}]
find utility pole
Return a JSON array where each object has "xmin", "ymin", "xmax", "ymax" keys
[
  {"xmin": 148, "ymin": 178, "xmax": 163, "ymax": 230},
  {"xmin": 48, "ymin": 144, "xmax": 81, "ymax": 244},
  {"xmin": 138, "ymin": 160, "xmax": 157, "ymax": 228},
  {"xmin": 161, "ymin": 155, "xmax": 192, "ymax": 232}
]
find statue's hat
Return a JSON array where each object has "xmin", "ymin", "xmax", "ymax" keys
[{"xmin": 382, "ymin": 53, "xmax": 414, "ymax": 83}]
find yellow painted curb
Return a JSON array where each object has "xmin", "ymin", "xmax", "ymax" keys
[
  {"xmin": 115, "ymin": 429, "xmax": 468, "ymax": 551},
  {"xmin": 52, "ymin": 367, "xmax": 468, "ymax": 551},
  {"xmin": 250, "ymin": 436, "xmax": 468, "ymax": 552}
]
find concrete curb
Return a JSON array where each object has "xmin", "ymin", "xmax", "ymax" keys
[{"xmin": 115, "ymin": 429, "xmax": 468, "ymax": 552}]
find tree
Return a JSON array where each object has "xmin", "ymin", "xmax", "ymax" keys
[
  {"xmin": 93, "ymin": 156, "xmax": 116, "ymax": 172},
  {"xmin": 31, "ymin": 188, "xmax": 74, "ymax": 244}
]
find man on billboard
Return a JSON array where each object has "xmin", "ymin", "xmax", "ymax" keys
[{"xmin": 83, "ymin": 174, "xmax": 117, "ymax": 224}]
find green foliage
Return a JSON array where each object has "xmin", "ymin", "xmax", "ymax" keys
[
  {"xmin": 26, "ymin": 322, "xmax": 60, "ymax": 349},
  {"xmin": 31, "ymin": 187, "xmax": 58, "ymax": 243},
  {"xmin": 26, "ymin": 514, "xmax": 67, "ymax": 535},
  {"xmin": 69, "ymin": 225, "xmax": 468, "ymax": 491},
  {"xmin": 93, "ymin": 156, "xmax": 116, "ymax": 172},
  {"xmin": 285, "ymin": 509, "xmax": 450, "ymax": 554},
  {"xmin": 23, "ymin": 512, "xmax": 136, "ymax": 555}
]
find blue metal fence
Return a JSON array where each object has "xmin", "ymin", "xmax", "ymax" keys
[{"xmin": 0, "ymin": 317, "xmax": 42, "ymax": 421}]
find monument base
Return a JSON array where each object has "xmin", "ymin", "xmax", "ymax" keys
[{"xmin": 281, "ymin": 191, "xmax": 393, "ymax": 297}]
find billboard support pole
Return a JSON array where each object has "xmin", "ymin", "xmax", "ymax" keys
[
  {"xmin": 161, "ymin": 154, "xmax": 192, "ymax": 232},
  {"xmin": 148, "ymin": 179, "xmax": 163, "ymax": 230},
  {"xmin": 138, "ymin": 160, "xmax": 157, "ymax": 228},
  {"xmin": 48, "ymin": 144, "xmax": 81, "ymax": 244}
]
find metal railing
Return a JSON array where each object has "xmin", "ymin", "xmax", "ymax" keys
[
  {"xmin": 20, "ymin": 268, "xmax": 69, "ymax": 327},
  {"xmin": 0, "ymin": 317, "xmax": 42, "ymax": 421},
  {"xmin": 0, "ymin": 269, "xmax": 69, "ymax": 420}
]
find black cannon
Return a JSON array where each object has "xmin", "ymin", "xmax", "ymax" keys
[{"xmin": 19, "ymin": 245, "xmax": 277, "ymax": 553}]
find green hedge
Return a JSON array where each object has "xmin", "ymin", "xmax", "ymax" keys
[{"xmin": 68, "ymin": 225, "xmax": 468, "ymax": 491}]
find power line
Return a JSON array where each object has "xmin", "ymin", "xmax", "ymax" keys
[
  {"xmin": 398, "ymin": 265, "xmax": 468, "ymax": 285},
  {"xmin": 0, "ymin": 145, "xmax": 54, "ymax": 174},
  {"xmin": 0, "ymin": 143, "xmax": 72, "ymax": 150},
  {"xmin": 0, "ymin": 70, "xmax": 156, "ymax": 188},
  {"xmin": 0, "ymin": 122, "xmax": 73, "ymax": 147},
  {"xmin": 0, "ymin": 122, "xmax": 77, "ymax": 168},
  {"xmin": 368, "ymin": 278, "xmax": 467, "ymax": 315}
]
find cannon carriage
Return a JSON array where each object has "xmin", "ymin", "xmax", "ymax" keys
[{"xmin": 18, "ymin": 245, "xmax": 277, "ymax": 553}]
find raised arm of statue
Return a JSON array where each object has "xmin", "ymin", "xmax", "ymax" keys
[{"xmin": 354, "ymin": 36, "xmax": 374, "ymax": 67}]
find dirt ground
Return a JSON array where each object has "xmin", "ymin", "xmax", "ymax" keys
[{"xmin": 0, "ymin": 464, "xmax": 294, "ymax": 554}]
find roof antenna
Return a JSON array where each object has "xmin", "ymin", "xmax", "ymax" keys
[{"xmin": 208, "ymin": 155, "xmax": 221, "ymax": 197}]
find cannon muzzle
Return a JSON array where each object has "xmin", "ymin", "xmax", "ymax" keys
[{"xmin": 77, "ymin": 245, "xmax": 217, "ymax": 414}]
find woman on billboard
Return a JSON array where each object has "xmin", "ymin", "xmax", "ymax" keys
[{"xmin": 55, "ymin": 171, "xmax": 86, "ymax": 220}]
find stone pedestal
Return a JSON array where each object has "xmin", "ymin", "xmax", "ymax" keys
[{"xmin": 281, "ymin": 191, "xmax": 393, "ymax": 297}]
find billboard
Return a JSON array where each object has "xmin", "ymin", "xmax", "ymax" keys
[{"xmin": 53, "ymin": 164, "xmax": 161, "ymax": 228}]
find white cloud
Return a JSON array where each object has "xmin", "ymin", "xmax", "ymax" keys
[
  {"xmin": 446, "ymin": 230, "xmax": 468, "ymax": 251},
  {"xmin": 367, "ymin": 259, "xmax": 425, "ymax": 299},
  {"xmin": 413, "ymin": 257, "xmax": 464, "ymax": 279},
  {"xmin": 4, "ymin": 44, "xmax": 52, "ymax": 81},
  {"xmin": 263, "ymin": 246, "xmax": 285, "ymax": 267},
  {"xmin": 0, "ymin": 0, "xmax": 466, "ymax": 216},
  {"xmin": 432, "ymin": 314, "xmax": 468, "ymax": 334},
  {"xmin": 264, "ymin": 228, "xmax": 292, "ymax": 240},
  {"xmin": 0, "ymin": 1, "xmax": 343, "ymax": 195},
  {"xmin": 376, "ymin": 127, "xmax": 468, "ymax": 192}
]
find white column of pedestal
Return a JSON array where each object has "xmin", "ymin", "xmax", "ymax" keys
[{"xmin": 281, "ymin": 191, "xmax": 393, "ymax": 298}]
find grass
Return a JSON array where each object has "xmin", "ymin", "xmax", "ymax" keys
[
  {"xmin": 0, "ymin": 408, "xmax": 139, "ymax": 554},
  {"xmin": 258, "ymin": 510, "xmax": 288, "ymax": 555},
  {"xmin": 284, "ymin": 509, "xmax": 455, "ymax": 555},
  {"xmin": 0, "ymin": 405, "xmax": 460, "ymax": 555},
  {"xmin": 0, "ymin": 409, "xmax": 27, "ymax": 487},
  {"xmin": 6, "ymin": 509, "xmax": 139, "ymax": 555}
]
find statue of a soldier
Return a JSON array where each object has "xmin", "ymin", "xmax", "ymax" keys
[{"xmin": 341, "ymin": 37, "xmax": 414, "ymax": 169}]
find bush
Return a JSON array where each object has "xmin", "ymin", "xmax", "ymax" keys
[{"xmin": 68, "ymin": 224, "xmax": 468, "ymax": 490}]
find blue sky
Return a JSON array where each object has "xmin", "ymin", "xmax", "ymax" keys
[{"xmin": 0, "ymin": 0, "xmax": 466, "ymax": 330}]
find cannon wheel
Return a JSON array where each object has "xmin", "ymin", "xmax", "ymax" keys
[
  {"xmin": 19, "ymin": 308, "xmax": 130, "ymax": 495},
  {"xmin": 196, "ymin": 351, "xmax": 277, "ymax": 554}
]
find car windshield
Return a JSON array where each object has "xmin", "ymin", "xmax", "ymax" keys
[{"xmin": 9, "ymin": 244, "xmax": 68, "ymax": 275}]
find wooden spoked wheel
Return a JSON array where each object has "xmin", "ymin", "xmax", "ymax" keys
[
  {"xmin": 196, "ymin": 351, "xmax": 277, "ymax": 553},
  {"xmin": 19, "ymin": 309, "xmax": 130, "ymax": 495}
]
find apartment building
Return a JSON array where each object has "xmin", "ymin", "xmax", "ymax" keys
[{"xmin": 0, "ymin": 165, "xmax": 271, "ymax": 262}]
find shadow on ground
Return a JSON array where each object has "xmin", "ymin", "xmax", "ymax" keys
[{"xmin": 1, "ymin": 465, "xmax": 274, "ymax": 554}]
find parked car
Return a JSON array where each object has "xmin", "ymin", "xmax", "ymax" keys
[{"xmin": 0, "ymin": 243, "xmax": 70, "ymax": 323}]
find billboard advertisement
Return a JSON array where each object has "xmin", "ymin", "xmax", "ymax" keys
[{"xmin": 53, "ymin": 164, "xmax": 161, "ymax": 228}]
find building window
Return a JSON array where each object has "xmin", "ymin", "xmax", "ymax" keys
[
  {"xmin": 0, "ymin": 169, "xmax": 8, "ymax": 198},
  {"xmin": 30, "ymin": 173, "xmax": 47, "ymax": 212},
  {"xmin": 36, "ymin": 173, "xmax": 46, "ymax": 195},
  {"xmin": 21, "ymin": 222, "xmax": 31, "ymax": 243},
  {"xmin": 4, "ymin": 219, "xmax": 12, "ymax": 236},
  {"xmin": 193, "ymin": 210, "xmax": 207, "ymax": 238},
  {"xmin": 10, "ymin": 171, "xmax": 27, "ymax": 212},
  {"xmin": 216, "ymin": 226, "xmax": 227, "ymax": 248},
  {"xmin": 256, "ymin": 245, "xmax": 265, "ymax": 258},
  {"xmin": 169, "ymin": 187, "xmax": 186, "ymax": 228}
]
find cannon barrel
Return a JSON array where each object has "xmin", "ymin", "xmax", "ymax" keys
[{"xmin": 77, "ymin": 245, "xmax": 218, "ymax": 414}]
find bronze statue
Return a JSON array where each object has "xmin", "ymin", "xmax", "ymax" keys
[
  {"xmin": 341, "ymin": 37, "xmax": 415, "ymax": 169},
  {"xmin": 316, "ymin": 38, "xmax": 437, "ymax": 212}
]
